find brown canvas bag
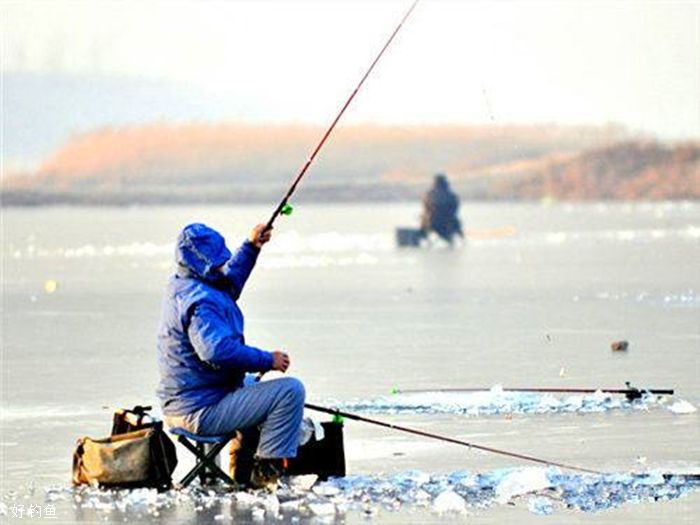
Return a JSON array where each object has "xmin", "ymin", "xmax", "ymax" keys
[{"xmin": 73, "ymin": 428, "xmax": 154, "ymax": 487}]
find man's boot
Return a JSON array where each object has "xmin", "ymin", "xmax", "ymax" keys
[{"xmin": 249, "ymin": 458, "xmax": 288, "ymax": 490}]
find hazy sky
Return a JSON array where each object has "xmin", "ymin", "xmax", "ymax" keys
[{"xmin": 3, "ymin": 0, "xmax": 700, "ymax": 139}]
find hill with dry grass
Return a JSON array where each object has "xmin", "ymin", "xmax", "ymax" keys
[
  {"xmin": 472, "ymin": 141, "xmax": 700, "ymax": 200},
  {"xmin": 3, "ymin": 122, "xmax": 697, "ymax": 204}
]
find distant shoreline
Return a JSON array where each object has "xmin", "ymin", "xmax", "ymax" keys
[
  {"xmin": 2, "ymin": 195, "xmax": 698, "ymax": 208},
  {"xmin": 5, "ymin": 124, "xmax": 698, "ymax": 203}
]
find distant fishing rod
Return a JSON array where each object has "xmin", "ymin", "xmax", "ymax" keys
[
  {"xmin": 264, "ymin": 0, "xmax": 420, "ymax": 231},
  {"xmin": 305, "ymin": 403, "xmax": 602, "ymax": 475},
  {"xmin": 392, "ymin": 382, "xmax": 674, "ymax": 402}
]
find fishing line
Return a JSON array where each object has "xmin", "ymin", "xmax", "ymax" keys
[
  {"xmin": 481, "ymin": 85, "xmax": 496, "ymax": 122},
  {"xmin": 305, "ymin": 403, "xmax": 603, "ymax": 475}
]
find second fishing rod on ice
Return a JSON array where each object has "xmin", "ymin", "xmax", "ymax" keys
[{"xmin": 392, "ymin": 382, "xmax": 675, "ymax": 402}]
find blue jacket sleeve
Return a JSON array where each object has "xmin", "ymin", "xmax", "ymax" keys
[
  {"xmin": 187, "ymin": 302, "xmax": 274, "ymax": 372},
  {"xmin": 219, "ymin": 240, "xmax": 260, "ymax": 299}
]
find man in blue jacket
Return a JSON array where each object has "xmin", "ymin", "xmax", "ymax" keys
[{"xmin": 157, "ymin": 222, "xmax": 304, "ymax": 487}]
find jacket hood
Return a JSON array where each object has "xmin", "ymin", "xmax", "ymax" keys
[{"xmin": 175, "ymin": 223, "xmax": 232, "ymax": 280}]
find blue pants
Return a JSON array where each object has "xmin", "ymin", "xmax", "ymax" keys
[{"xmin": 188, "ymin": 377, "xmax": 305, "ymax": 459}]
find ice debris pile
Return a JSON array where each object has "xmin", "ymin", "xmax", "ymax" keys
[
  {"xmin": 19, "ymin": 468, "xmax": 698, "ymax": 521},
  {"xmin": 316, "ymin": 468, "xmax": 700, "ymax": 516},
  {"xmin": 337, "ymin": 387, "xmax": 695, "ymax": 417}
]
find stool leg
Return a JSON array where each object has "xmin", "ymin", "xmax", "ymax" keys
[
  {"xmin": 204, "ymin": 442, "xmax": 236, "ymax": 485},
  {"xmin": 176, "ymin": 436, "xmax": 237, "ymax": 488},
  {"xmin": 178, "ymin": 437, "xmax": 212, "ymax": 488},
  {"xmin": 198, "ymin": 443, "xmax": 209, "ymax": 485}
]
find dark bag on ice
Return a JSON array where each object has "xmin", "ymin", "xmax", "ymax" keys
[
  {"xmin": 287, "ymin": 420, "xmax": 346, "ymax": 480},
  {"xmin": 72, "ymin": 405, "xmax": 177, "ymax": 490},
  {"xmin": 231, "ymin": 419, "xmax": 345, "ymax": 484},
  {"xmin": 395, "ymin": 227, "xmax": 425, "ymax": 247}
]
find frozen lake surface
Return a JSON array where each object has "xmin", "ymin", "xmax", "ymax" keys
[{"xmin": 2, "ymin": 202, "xmax": 699, "ymax": 523}]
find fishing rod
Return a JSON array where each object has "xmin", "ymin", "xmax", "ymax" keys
[
  {"xmin": 305, "ymin": 403, "xmax": 602, "ymax": 475},
  {"xmin": 264, "ymin": 0, "xmax": 420, "ymax": 231},
  {"xmin": 392, "ymin": 383, "xmax": 674, "ymax": 402}
]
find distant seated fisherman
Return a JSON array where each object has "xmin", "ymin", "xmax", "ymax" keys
[
  {"xmin": 420, "ymin": 173, "xmax": 464, "ymax": 245},
  {"xmin": 157, "ymin": 222, "xmax": 304, "ymax": 487}
]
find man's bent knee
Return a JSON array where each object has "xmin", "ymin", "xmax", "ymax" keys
[{"xmin": 278, "ymin": 377, "xmax": 305, "ymax": 405}]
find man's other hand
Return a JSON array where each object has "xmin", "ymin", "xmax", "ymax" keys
[
  {"xmin": 249, "ymin": 224, "xmax": 272, "ymax": 249},
  {"xmin": 271, "ymin": 351, "xmax": 290, "ymax": 372}
]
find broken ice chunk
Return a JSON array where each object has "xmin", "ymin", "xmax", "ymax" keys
[
  {"xmin": 495, "ymin": 468, "xmax": 552, "ymax": 503},
  {"xmin": 667, "ymin": 400, "xmax": 697, "ymax": 414},
  {"xmin": 528, "ymin": 496, "xmax": 553, "ymax": 515},
  {"xmin": 432, "ymin": 490, "xmax": 466, "ymax": 513}
]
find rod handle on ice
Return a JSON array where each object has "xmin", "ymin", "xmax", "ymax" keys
[{"xmin": 623, "ymin": 382, "xmax": 674, "ymax": 401}]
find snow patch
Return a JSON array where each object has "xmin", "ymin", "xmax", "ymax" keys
[{"xmin": 667, "ymin": 399, "xmax": 697, "ymax": 414}]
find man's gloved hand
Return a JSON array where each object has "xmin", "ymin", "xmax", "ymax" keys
[
  {"xmin": 249, "ymin": 224, "xmax": 272, "ymax": 249},
  {"xmin": 271, "ymin": 351, "xmax": 290, "ymax": 372}
]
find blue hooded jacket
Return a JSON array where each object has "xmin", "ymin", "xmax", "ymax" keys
[{"xmin": 156, "ymin": 223, "xmax": 274, "ymax": 416}]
